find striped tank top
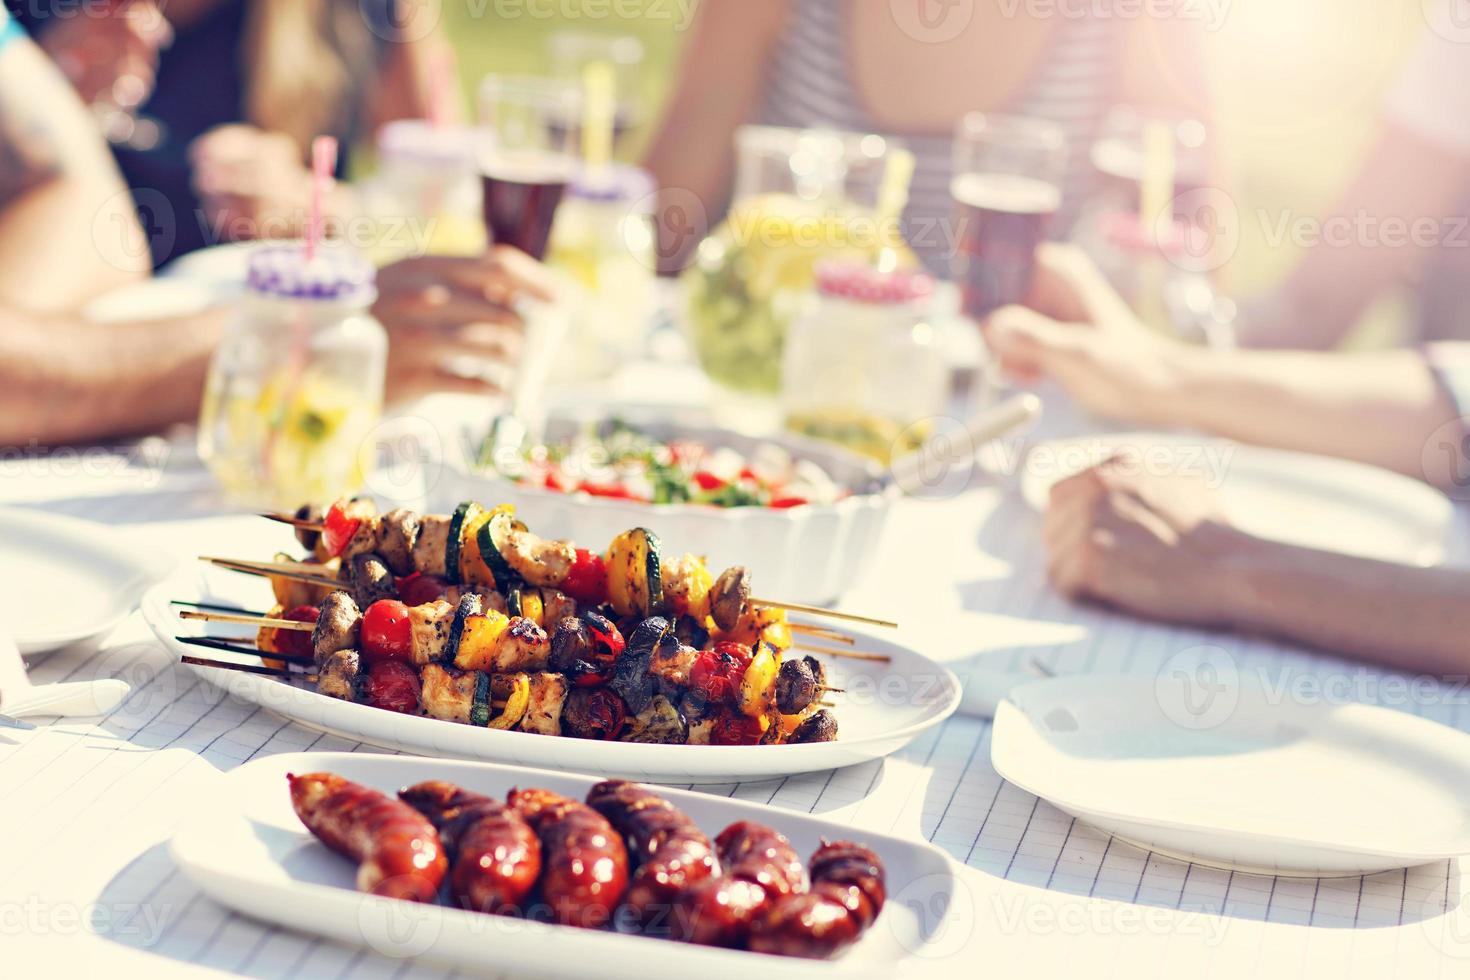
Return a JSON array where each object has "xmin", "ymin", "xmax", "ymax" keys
[{"xmin": 757, "ymin": 0, "xmax": 1121, "ymax": 275}]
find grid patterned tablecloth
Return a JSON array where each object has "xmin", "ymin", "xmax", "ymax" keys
[{"xmin": 4, "ymin": 426, "xmax": 1469, "ymax": 979}]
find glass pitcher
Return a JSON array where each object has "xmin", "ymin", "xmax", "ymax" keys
[{"xmin": 684, "ymin": 126, "xmax": 911, "ymax": 404}]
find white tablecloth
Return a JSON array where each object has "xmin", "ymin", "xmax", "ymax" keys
[{"xmin": 4, "ymin": 408, "xmax": 1470, "ymax": 979}]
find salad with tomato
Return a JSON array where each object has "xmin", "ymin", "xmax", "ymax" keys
[{"xmin": 485, "ymin": 422, "xmax": 845, "ymax": 509}]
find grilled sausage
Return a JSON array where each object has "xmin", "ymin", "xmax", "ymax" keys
[
  {"xmin": 399, "ymin": 781, "xmax": 541, "ymax": 915},
  {"xmin": 508, "ymin": 787, "xmax": 629, "ymax": 928},
  {"xmin": 311, "ymin": 591, "xmax": 360, "ymax": 666},
  {"xmin": 586, "ymin": 781, "xmax": 717, "ymax": 929},
  {"xmin": 748, "ymin": 841, "xmax": 886, "ymax": 958},
  {"xmin": 709, "ymin": 566, "xmax": 751, "ymax": 632},
  {"xmin": 375, "ymin": 508, "xmax": 420, "ymax": 576},
  {"xmin": 677, "ymin": 820, "xmax": 807, "ymax": 947},
  {"xmin": 350, "ymin": 553, "xmax": 397, "ymax": 609},
  {"xmin": 287, "ymin": 772, "xmax": 447, "ymax": 902}
]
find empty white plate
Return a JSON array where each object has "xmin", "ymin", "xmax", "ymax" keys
[
  {"xmin": 1021, "ymin": 433, "xmax": 1454, "ymax": 566},
  {"xmin": 171, "ymin": 752, "xmax": 959, "ymax": 978},
  {"xmin": 990, "ymin": 672, "xmax": 1470, "ymax": 876},
  {"xmin": 1, "ymin": 508, "xmax": 174, "ymax": 654}
]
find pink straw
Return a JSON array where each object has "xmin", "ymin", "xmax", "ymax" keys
[
  {"xmin": 306, "ymin": 135, "xmax": 338, "ymax": 261},
  {"xmin": 426, "ymin": 43, "xmax": 458, "ymax": 128}
]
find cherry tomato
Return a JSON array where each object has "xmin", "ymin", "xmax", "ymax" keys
[
  {"xmin": 572, "ymin": 612, "xmax": 626, "ymax": 687},
  {"xmin": 359, "ymin": 660, "xmax": 420, "ymax": 714},
  {"xmin": 689, "ymin": 642, "xmax": 753, "ymax": 705},
  {"xmin": 709, "ymin": 708, "xmax": 764, "ymax": 746},
  {"xmin": 767, "ymin": 496, "xmax": 807, "ymax": 509},
  {"xmin": 322, "ymin": 501, "xmax": 361, "ymax": 557},
  {"xmin": 562, "ymin": 548, "xmax": 609, "ymax": 605},
  {"xmin": 361, "ymin": 599, "xmax": 414, "ymax": 664},
  {"xmin": 693, "ymin": 471, "xmax": 725, "ymax": 492},
  {"xmin": 397, "ymin": 573, "xmax": 449, "ymax": 607},
  {"xmin": 569, "ymin": 687, "xmax": 627, "ymax": 740},
  {"xmin": 578, "ymin": 481, "xmax": 640, "ymax": 500},
  {"xmin": 271, "ymin": 605, "xmax": 318, "ymax": 659}
]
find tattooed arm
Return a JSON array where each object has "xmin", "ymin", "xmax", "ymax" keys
[{"xmin": 0, "ymin": 30, "xmax": 150, "ymax": 310}]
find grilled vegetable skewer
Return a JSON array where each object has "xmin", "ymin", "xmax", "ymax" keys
[{"xmin": 261, "ymin": 499, "xmax": 896, "ymax": 630}]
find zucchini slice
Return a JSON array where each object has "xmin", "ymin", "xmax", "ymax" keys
[
  {"xmin": 470, "ymin": 670, "xmax": 493, "ymax": 727},
  {"xmin": 477, "ymin": 509, "xmax": 526, "ymax": 593},
  {"xmin": 445, "ymin": 592, "xmax": 482, "ymax": 665},
  {"xmin": 445, "ymin": 501, "xmax": 481, "ymax": 586},
  {"xmin": 607, "ymin": 527, "xmax": 664, "ymax": 617}
]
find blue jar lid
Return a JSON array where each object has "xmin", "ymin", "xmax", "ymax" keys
[
  {"xmin": 247, "ymin": 245, "xmax": 377, "ymax": 303},
  {"xmin": 569, "ymin": 163, "xmax": 655, "ymax": 205}
]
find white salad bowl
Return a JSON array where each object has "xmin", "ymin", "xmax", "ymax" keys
[{"xmin": 437, "ymin": 412, "xmax": 899, "ymax": 604}]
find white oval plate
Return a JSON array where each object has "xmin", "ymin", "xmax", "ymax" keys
[
  {"xmin": 1, "ymin": 507, "xmax": 174, "ymax": 654},
  {"xmin": 1020, "ymin": 433, "xmax": 1454, "ymax": 566},
  {"xmin": 171, "ymin": 752, "xmax": 957, "ymax": 978},
  {"xmin": 141, "ymin": 571, "xmax": 959, "ymax": 784},
  {"xmin": 991, "ymin": 673, "xmax": 1470, "ymax": 876}
]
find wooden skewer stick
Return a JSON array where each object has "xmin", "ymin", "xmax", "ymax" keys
[
  {"xmin": 181, "ymin": 655, "xmax": 317, "ymax": 682},
  {"xmin": 795, "ymin": 643, "xmax": 892, "ymax": 663},
  {"xmin": 201, "ymin": 556, "xmax": 339, "ymax": 589},
  {"xmin": 261, "ymin": 513, "xmax": 325, "ymax": 531},
  {"xmin": 789, "ymin": 623, "xmax": 855, "ymax": 645},
  {"xmin": 753, "ymin": 598, "xmax": 896, "ymax": 630},
  {"xmin": 171, "ymin": 599, "xmax": 266, "ymax": 616},
  {"xmin": 176, "ymin": 635, "xmax": 315, "ymax": 665},
  {"xmin": 817, "ymin": 700, "xmax": 836, "ymax": 708},
  {"xmin": 179, "ymin": 609, "xmax": 315, "ymax": 631}
]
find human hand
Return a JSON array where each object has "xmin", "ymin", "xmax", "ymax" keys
[
  {"xmin": 982, "ymin": 244, "xmax": 1185, "ymax": 424},
  {"xmin": 1042, "ymin": 456, "xmax": 1255, "ymax": 627},
  {"xmin": 189, "ymin": 125, "xmax": 316, "ymax": 241},
  {"xmin": 37, "ymin": 0, "xmax": 171, "ymax": 108},
  {"xmin": 372, "ymin": 246, "xmax": 557, "ymax": 400}
]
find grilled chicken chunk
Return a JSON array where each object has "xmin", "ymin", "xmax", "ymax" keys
[
  {"xmin": 374, "ymin": 508, "xmax": 420, "ymax": 576},
  {"xmin": 408, "ymin": 599, "xmax": 456, "ymax": 666},
  {"xmin": 420, "ymin": 663, "xmax": 475, "ymax": 723},
  {"xmin": 411, "ymin": 514, "xmax": 453, "ymax": 578}
]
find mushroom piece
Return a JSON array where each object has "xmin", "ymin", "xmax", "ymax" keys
[{"xmin": 709, "ymin": 566, "xmax": 751, "ymax": 632}]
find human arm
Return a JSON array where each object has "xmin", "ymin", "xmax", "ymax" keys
[
  {"xmin": 1045, "ymin": 461, "xmax": 1470, "ymax": 676},
  {"xmin": 0, "ymin": 247, "xmax": 555, "ymax": 445},
  {"xmin": 984, "ymin": 245, "xmax": 1463, "ymax": 490},
  {"xmin": 640, "ymin": 0, "xmax": 788, "ymax": 273},
  {"xmin": 0, "ymin": 29, "xmax": 150, "ymax": 309}
]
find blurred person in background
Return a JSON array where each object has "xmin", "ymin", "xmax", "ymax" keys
[
  {"xmin": 985, "ymin": 243, "xmax": 1470, "ymax": 676},
  {"xmin": 0, "ymin": 7, "xmax": 550, "ymax": 446},
  {"xmin": 643, "ymin": 0, "xmax": 1216, "ymax": 274},
  {"xmin": 1238, "ymin": 24, "xmax": 1470, "ymax": 349},
  {"xmin": 11, "ymin": 0, "xmax": 454, "ymax": 268}
]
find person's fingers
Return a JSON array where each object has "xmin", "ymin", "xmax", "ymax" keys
[
  {"xmin": 376, "ymin": 289, "xmax": 524, "ymax": 331},
  {"xmin": 436, "ymin": 247, "xmax": 557, "ymax": 305},
  {"xmin": 983, "ymin": 303, "xmax": 1086, "ymax": 381},
  {"xmin": 1029, "ymin": 243, "xmax": 1133, "ymax": 325},
  {"xmin": 125, "ymin": 2, "xmax": 175, "ymax": 49}
]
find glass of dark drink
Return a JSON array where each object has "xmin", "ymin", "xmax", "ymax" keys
[
  {"xmin": 478, "ymin": 75, "xmax": 581, "ymax": 261},
  {"xmin": 951, "ymin": 113, "xmax": 1066, "ymax": 322}
]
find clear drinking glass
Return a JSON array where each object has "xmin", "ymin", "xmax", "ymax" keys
[
  {"xmin": 951, "ymin": 113, "xmax": 1066, "ymax": 322},
  {"xmin": 477, "ymin": 74, "xmax": 581, "ymax": 261}
]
